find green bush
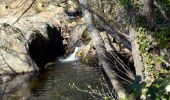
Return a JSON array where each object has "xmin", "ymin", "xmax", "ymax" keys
[{"xmin": 147, "ymin": 77, "xmax": 170, "ymax": 100}]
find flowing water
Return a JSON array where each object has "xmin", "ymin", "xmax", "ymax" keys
[
  {"xmin": 0, "ymin": 61, "xmax": 107, "ymax": 100},
  {"xmin": 59, "ymin": 46, "xmax": 83, "ymax": 63}
]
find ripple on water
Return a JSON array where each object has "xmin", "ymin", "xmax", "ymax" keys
[{"xmin": 0, "ymin": 61, "xmax": 107, "ymax": 100}]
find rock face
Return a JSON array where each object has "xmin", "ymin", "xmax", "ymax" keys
[
  {"xmin": 0, "ymin": 23, "xmax": 66, "ymax": 75},
  {"xmin": 0, "ymin": 24, "xmax": 38, "ymax": 75},
  {"xmin": 0, "ymin": 0, "xmax": 69, "ymax": 75}
]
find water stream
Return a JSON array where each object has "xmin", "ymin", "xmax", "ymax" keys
[{"xmin": 0, "ymin": 61, "xmax": 106, "ymax": 100}]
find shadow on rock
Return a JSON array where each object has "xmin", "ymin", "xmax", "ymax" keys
[{"xmin": 28, "ymin": 24, "xmax": 65, "ymax": 69}]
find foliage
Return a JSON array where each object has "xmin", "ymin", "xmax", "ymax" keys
[
  {"xmin": 137, "ymin": 28, "xmax": 155, "ymax": 80},
  {"xmin": 146, "ymin": 77, "xmax": 170, "ymax": 100},
  {"xmin": 156, "ymin": 0, "xmax": 170, "ymax": 15},
  {"xmin": 155, "ymin": 27, "xmax": 170, "ymax": 48},
  {"xmin": 136, "ymin": 26, "xmax": 170, "ymax": 99},
  {"xmin": 128, "ymin": 76, "xmax": 170, "ymax": 100}
]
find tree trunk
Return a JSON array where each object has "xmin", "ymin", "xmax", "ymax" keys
[
  {"xmin": 142, "ymin": 0, "xmax": 153, "ymax": 23},
  {"xmin": 78, "ymin": 0, "xmax": 127, "ymax": 99},
  {"xmin": 129, "ymin": 26, "xmax": 144, "ymax": 80}
]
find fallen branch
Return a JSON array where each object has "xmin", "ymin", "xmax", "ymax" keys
[
  {"xmin": 78, "ymin": 4, "xmax": 132, "ymax": 50},
  {"xmin": 93, "ymin": 13, "xmax": 132, "ymax": 50},
  {"xmin": 78, "ymin": 0, "xmax": 127, "ymax": 99}
]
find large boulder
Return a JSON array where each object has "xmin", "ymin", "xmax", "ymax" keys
[
  {"xmin": 0, "ymin": 23, "xmax": 66, "ymax": 75},
  {"xmin": 0, "ymin": 1, "xmax": 69, "ymax": 75},
  {"xmin": 0, "ymin": 24, "xmax": 38, "ymax": 75}
]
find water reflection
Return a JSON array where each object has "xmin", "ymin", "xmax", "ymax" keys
[
  {"xmin": 0, "ymin": 61, "xmax": 104, "ymax": 100},
  {"xmin": 0, "ymin": 73, "xmax": 35, "ymax": 100}
]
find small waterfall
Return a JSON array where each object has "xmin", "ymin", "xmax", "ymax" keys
[{"xmin": 59, "ymin": 46, "xmax": 82, "ymax": 63}]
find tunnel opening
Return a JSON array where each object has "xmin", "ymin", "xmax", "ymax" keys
[{"xmin": 28, "ymin": 24, "xmax": 65, "ymax": 69}]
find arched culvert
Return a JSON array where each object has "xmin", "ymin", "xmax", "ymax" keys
[{"xmin": 28, "ymin": 25, "xmax": 65, "ymax": 69}]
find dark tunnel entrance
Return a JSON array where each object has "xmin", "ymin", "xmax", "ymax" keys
[{"xmin": 28, "ymin": 24, "xmax": 65, "ymax": 69}]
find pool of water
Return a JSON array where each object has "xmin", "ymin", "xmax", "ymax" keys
[{"xmin": 0, "ymin": 61, "xmax": 106, "ymax": 100}]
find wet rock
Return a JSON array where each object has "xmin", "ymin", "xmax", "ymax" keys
[{"xmin": 76, "ymin": 42, "xmax": 92, "ymax": 59}]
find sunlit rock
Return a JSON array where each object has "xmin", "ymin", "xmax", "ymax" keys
[
  {"xmin": 0, "ymin": 24, "xmax": 38, "ymax": 75},
  {"xmin": 67, "ymin": 22, "xmax": 77, "ymax": 28},
  {"xmin": 0, "ymin": 4, "xmax": 7, "ymax": 16}
]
